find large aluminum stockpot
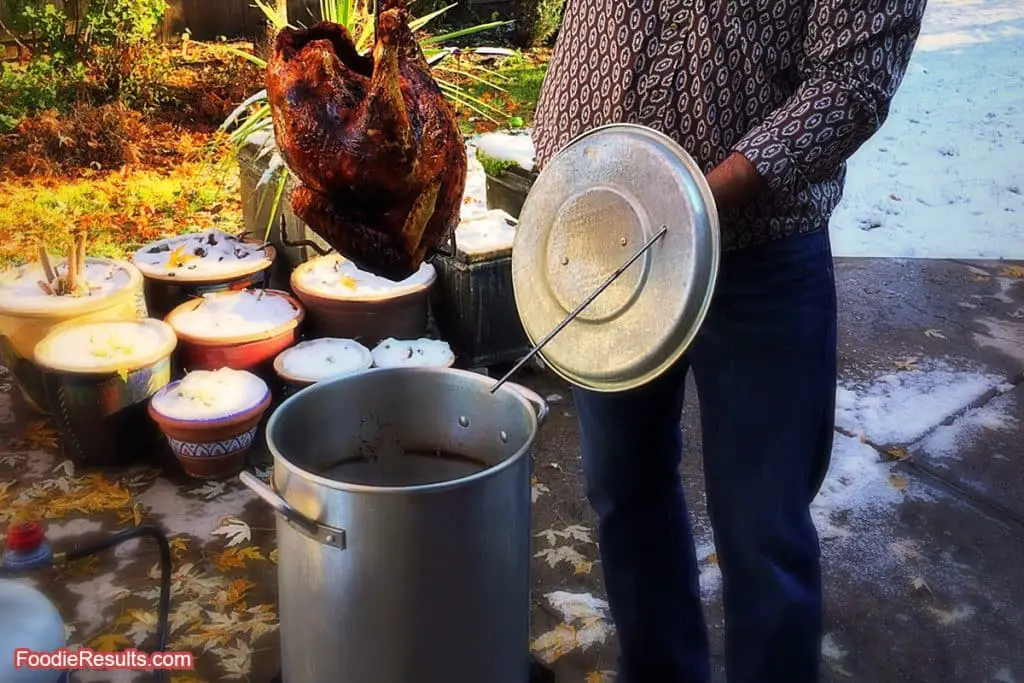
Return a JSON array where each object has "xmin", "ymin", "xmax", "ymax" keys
[{"xmin": 240, "ymin": 367, "xmax": 548, "ymax": 683}]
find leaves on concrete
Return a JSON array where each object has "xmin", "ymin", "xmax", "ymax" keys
[
  {"xmin": 213, "ymin": 516, "xmax": 252, "ymax": 547},
  {"xmin": 532, "ymin": 591, "xmax": 613, "ymax": 664},
  {"xmin": 888, "ymin": 474, "xmax": 909, "ymax": 491},
  {"xmin": 893, "ymin": 356, "xmax": 920, "ymax": 371}
]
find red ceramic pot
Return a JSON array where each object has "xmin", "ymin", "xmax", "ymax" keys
[
  {"xmin": 164, "ymin": 289, "xmax": 305, "ymax": 377},
  {"xmin": 148, "ymin": 376, "xmax": 272, "ymax": 479}
]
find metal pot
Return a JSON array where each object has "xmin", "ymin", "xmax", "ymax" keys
[{"xmin": 241, "ymin": 367, "xmax": 548, "ymax": 683}]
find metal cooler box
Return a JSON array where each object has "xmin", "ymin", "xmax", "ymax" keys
[{"xmin": 430, "ymin": 211, "xmax": 531, "ymax": 370}]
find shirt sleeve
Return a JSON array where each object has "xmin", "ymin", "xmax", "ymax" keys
[{"xmin": 732, "ymin": 0, "xmax": 928, "ymax": 195}]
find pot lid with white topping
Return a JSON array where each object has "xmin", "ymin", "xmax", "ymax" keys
[{"xmin": 511, "ymin": 124, "xmax": 720, "ymax": 393}]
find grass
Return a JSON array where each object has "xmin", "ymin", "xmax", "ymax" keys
[
  {"xmin": 455, "ymin": 50, "xmax": 549, "ymax": 134},
  {"xmin": 0, "ymin": 161, "xmax": 242, "ymax": 268}
]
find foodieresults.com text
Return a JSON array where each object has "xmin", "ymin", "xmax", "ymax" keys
[{"xmin": 14, "ymin": 648, "xmax": 195, "ymax": 672}]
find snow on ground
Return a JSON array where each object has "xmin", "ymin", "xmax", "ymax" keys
[{"xmin": 826, "ymin": 0, "xmax": 1024, "ymax": 259}]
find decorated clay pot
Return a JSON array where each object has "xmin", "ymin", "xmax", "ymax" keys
[
  {"xmin": 290, "ymin": 254, "xmax": 435, "ymax": 347},
  {"xmin": 0, "ymin": 257, "xmax": 145, "ymax": 414},
  {"xmin": 148, "ymin": 368, "xmax": 272, "ymax": 479},
  {"xmin": 132, "ymin": 229, "xmax": 277, "ymax": 319},
  {"xmin": 33, "ymin": 318, "xmax": 176, "ymax": 466}
]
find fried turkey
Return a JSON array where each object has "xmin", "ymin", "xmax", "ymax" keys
[{"xmin": 266, "ymin": 0, "xmax": 467, "ymax": 280}]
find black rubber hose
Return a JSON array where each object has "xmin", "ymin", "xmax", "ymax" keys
[{"xmin": 64, "ymin": 524, "xmax": 172, "ymax": 683}]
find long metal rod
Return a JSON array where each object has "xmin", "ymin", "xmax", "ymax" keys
[{"xmin": 490, "ymin": 225, "xmax": 669, "ymax": 394}]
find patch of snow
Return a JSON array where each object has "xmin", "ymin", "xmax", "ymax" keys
[
  {"xmin": 973, "ymin": 317, "xmax": 1024, "ymax": 365},
  {"xmin": 136, "ymin": 478, "xmax": 256, "ymax": 540},
  {"xmin": 830, "ymin": 1, "xmax": 1024, "ymax": 259},
  {"xmin": 474, "ymin": 131, "xmax": 536, "ymax": 173},
  {"xmin": 914, "ymin": 390, "xmax": 1018, "ymax": 460},
  {"xmin": 43, "ymin": 517, "xmax": 104, "ymax": 543},
  {"xmin": 835, "ymin": 361, "xmax": 1004, "ymax": 444}
]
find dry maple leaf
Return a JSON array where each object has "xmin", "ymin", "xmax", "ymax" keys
[
  {"xmin": 531, "ymin": 623, "xmax": 578, "ymax": 664},
  {"xmin": 886, "ymin": 447, "xmax": 911, "ymax": 461},
  {"xmin": 166, "ymin": 243, "xmax": 198, "ymax": 270},
  {"xmin": 269, "ymin": 548, "xmax": 279, "ymax": 564},
  {"xmin": 889, "ymin": 474, "xmax": 908, "ymax": 491},
  {"xmin": 23, "ymin": 420, "xmax": 60, "ymax": 450},
  {"xmin": 212, "ymin": 546, "xmax": 265, "ymax": 571},
  {"xmin": 893, "ymin": 356, "xmax": 919, "ymax": 371},
  {"xmin": 705, "ymin": 552, "xmax": 719, "ymax": 565},
  {"xmin": 1000, "ymin": 265, "xmax": 1024, "ymax": 278},
  {"xmin": 535, "ymin": 546, "xmax": 594, "ymax": 575},
  {"xmin": 340, "ymin": 274, "xmax": 359, "ymax": 289},
  {"xmin": 213, "ymin": 516, "xmax": 252, "ymax": 547},
  {"xmin": 90, "ymin": 632, "xmax": 130, "ymax": 652},
  {"xmin": 169, "ymin": 536, "xmax": 190, "ymax": 559}
]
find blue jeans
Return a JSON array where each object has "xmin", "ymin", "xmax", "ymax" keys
[{"xmin": 574, "ymin": 231, "xmax": 837, "ymax": 683}]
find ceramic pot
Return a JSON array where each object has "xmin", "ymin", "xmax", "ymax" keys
[
  {"xmin": 132, "ymin": 232, "xmax": 277, "ymax": 319},
  {"xmin": 0, "ymin": 258, "xmax": 145, "ymax": 415},
  {"xmin": 290, "ymin": 254, "xmax": 434, "ymax": 347},
  {"xmin": 33, "ymin": 318, "xmax": 176, "ymax": 466},
  {"xmin": 164, "ymin": 289, "xmax": 304, "ymax": 382},
  {"xmin": 272, "ymin": 337, "xmax": 373, "ymax": 397},
  {"xmin": 148, "ymin": 375, "xmax": 272, "ymax": 479}
]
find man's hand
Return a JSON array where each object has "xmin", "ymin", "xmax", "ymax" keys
[{"xmin": 705, "ymin": 152, "xmax": 767, "ymax": 213}]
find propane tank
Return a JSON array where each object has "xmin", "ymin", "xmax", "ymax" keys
[{"xmin": 1, "ymin": 522, "xmax": 69, "ymax": 683}]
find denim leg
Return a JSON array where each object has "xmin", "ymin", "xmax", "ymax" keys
[
  {"xmin": 688, "ymin": 231, "xmax": 837, "ymax": 683},
  {"xmin": 573, "ymin": 360, "xmax": 709, "ymax": 683}
]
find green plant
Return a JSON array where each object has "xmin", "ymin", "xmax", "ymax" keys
[
  {"xmin": 476, "ymin": 148, "xmax": 517, "ymax": 176},
  {"xmin": 220, "ymin": 0, "xmax": 513, "ymax": 241},
  {"xmin": 510, "ymin": 0, "xmax": 565, "ymax": 47},
  {"xmin": 0, "ymin": 58, "xmax": 88, "ymax": 129}
]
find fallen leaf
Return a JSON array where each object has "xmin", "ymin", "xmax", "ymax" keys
[
  {"xmin": 893, "ymin": 356, "xmax": 919, "ymax": 371},
  {"xmin": 911, "ymin": 577, "xmax": 932, "ymax": 594},
  {"xmin": 585, "ymin": 671, "xmax": 616, "ymax": 683},
  {"xmin": 886, "ymin": 447, "xmax": 911, "ymax": 461},
  {"xmin": 1000, "ymin": 265, "xmax": 1024, "ymax": 278},
  {"xmin": 558, "ymin": 525, "xmax": 593, "ymax": 544},
  {"xmin": 90, "ymin": 632, "xmax": 130, "ymax": 652},
  {"xmin": 166, "ymin": 244, "xmax": 198, "ymax": 270},
  {"xmin": 269, "ymin": 548, "xmax": 279, "ymax": 564},
  {"xmin": 889, "ymin": 474, "xmax": 908, "ymax": 491},
  {"xmin": 194, "ymin": 481, "xmax": 226, "ymax": 499},
  {"xmin": 24, "ymin": 420, "xmax": 60, "ymax": 450},
  {"xmin": 531, "ymin": 623, "xmax": 577, "ymax": 664},
  {"xmin": 169, "ymin": 536, "xmax": 190, "ymax": 559},
  {"xmin": 531, "ymin": 478, "xmax": 549, "ymax": 503},
  {"xmin": 213, "ymin": 516, "xmax": 251, "ymax": 546},
  {"xmin": 52, "ymin": 459, "xmax": 75, "ymax": 478},
  {"xmin": 340, "ymin": 275, "xmax": 359, "ymax": 289},
  {"xmin": 924, "ymin": 329, "xmax": 947, "ymax": 339},
  {"xmin": 535, "ymin": 546, "xmax": 594, "ymax": 575},
  {"xmin": 212, "ymin": 546, "xmax": 265, "ymax": 571},
  {"xmin": 705, "ymin": 552, "xmax": 718, "ymax": 565}
]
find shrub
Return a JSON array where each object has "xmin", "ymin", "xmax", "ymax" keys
[{"xmin": 511, "ymin": 0, "xmax": 565, "ymax": 48}]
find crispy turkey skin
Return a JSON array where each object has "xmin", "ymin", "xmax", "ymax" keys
[{"xmin": 266, "ymin": 1, "xmax": 467, "ymax": 281}]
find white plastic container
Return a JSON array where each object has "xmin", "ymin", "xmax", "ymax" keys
[{"xmin": 0, "ymin": 580, "xmax": 66, "ymax": 683}]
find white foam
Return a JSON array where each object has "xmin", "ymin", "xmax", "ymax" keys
[
  {"xmin": 455, "ymin": 210, "xmax": 517, "ymax": 256},
  {"xmin": 371, "ymin": 338, "xmax": 454, "ymax": 368},
  {"xmin": 276, "ymin": 338, "xmax": 373, "ymax": 382},
  {"xmin": 293, "ymin": 254, "xmax": 435, "ymax": 300},
  {"xmin": 169, "ymin": 289, "xmax": 300, "ymax": 341},
  {"xmin": 460, "ymin": 145, "xmax": 490, "ymax": 221},
  {"xmin": 0, "ymin": 259, "xmax": 133, "ymax": 314},
  {"xmin": 35, "ymin": 320, "xmax": 173, "ymax": 373},
  {"xmin": 150, "ymin": 368, "xmax": 268, "ymax": 421},
  {"xmin": 834, "ymin": 361, "xmax": 1004, "ymax": 445},
  {"xmin": 132, "ymin": 229, "xmax": 271, "ymax": 281}
]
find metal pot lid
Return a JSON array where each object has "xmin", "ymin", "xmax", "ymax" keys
[{"xmin": 511, "ymin": 123, "xmax": 720, "ymax": 393}]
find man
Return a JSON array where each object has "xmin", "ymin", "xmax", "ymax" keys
[{"xmin": 531, "ymin": 1, "xmax": 927, "ymax": 682}]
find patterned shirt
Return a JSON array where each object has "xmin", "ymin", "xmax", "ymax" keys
[{"xmin": 532, "ymin": 0, "xmax": 928, "ymax": 251}]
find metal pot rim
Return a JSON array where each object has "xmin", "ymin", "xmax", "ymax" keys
[{"xmin": 265, "ymin": 366, "xmax": 546, "ymax": 495}]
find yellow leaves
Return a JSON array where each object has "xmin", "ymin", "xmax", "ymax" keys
[
  {"xmin": 214, "ymin": 578, "xmax": 255, "ymax": 608},
  {"xmin": 169, "ymin": 535, "xmax": 190, "ymax": 559},
  {"xmin": 889, "ymin": 474, "xmax": 908, "ymax": 491},
  {"xmin": 0, "ymin": 480, "xmax": 13, "ymax": 507},
  {"xmin": 339, "ymin": 274, "xmax": 359, "ymax": 289},
  {"xmin": 211, "ymin": 546, "xmax": 265, "ymax": 571},
  {"xmin": 1000, "ymin": 265, "xmax": 1024, "ymax": 278},
  {"xmin": 116, "ymin": 501, "xmax": 145, "ymax": 526},
  {"xmin": 1, "ymin": 469, "xmax": 136, "ymax": 523},
  {"xmin": 213, "ymin": 516, "xmax": 251, "ymax": 546},
  {"xmin": 171, "ymin": 676, "xmax": 207, "ymax": 683},
  {"xmin": 268, "ymin": 548, "xmax": 278, "ymax": 564},
  {"xmin": 116, "ymin": 366, "xmax": 131, "ymax": 382},
  {"xmin": 90, "ymin": 632, "xmax": 130, "ymax": 652},
  {"xmin": 167, "ymin": 243, "xmax": 199, "ymax": 270},
  {"xmin": 23, "ymin": 420, "xmax": 60, "ymax": 451},
  {"xmin": 705, "ymin": 552, "xmax": 718, "ymax": 566},
  {"xmin": 886, "ymin": 447, "xmax": 911, "ymax": 462},
  {"xmin": 585, "ymin": 671, "xmax": 616, "ymax": 683},
  {"xmin": 532, "ymin": 592, "xmax": 612, "ymax": 664}
]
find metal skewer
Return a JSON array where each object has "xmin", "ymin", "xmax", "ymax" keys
[{"xmin": 489, "ymin": 225, "xmax": 669, "ymax": 394}]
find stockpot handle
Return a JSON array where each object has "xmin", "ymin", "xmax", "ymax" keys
[
  {"xmin": 505, "ymin": 383, "xmax": 549, "ymax": 426},
  {"xmin": 239, "ymin": 470, "xmax": 347, "ymax": 550}
]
